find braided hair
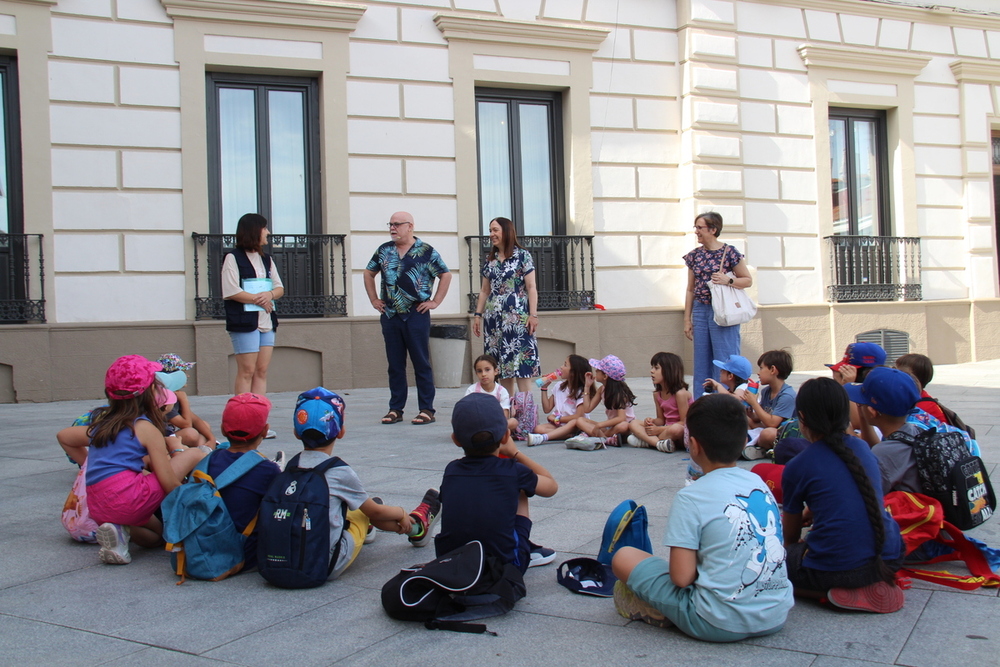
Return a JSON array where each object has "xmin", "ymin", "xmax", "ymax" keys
[{"xmin": 796, "ymin": 377, "xmax": 896, "ymax": 584}]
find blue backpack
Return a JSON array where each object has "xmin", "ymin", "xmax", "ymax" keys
[
  {"xmin": 257, "ymin": 453, "xmax": 349, "ymax": 589},
  {"xmin": 597, "ymin": 499, "xmax": 652, "ymax": 565},
  {"xmin": 161, "ymin": 451, "xmax": 267, "ymax": 583}
]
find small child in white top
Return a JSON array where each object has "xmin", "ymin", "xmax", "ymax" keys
[{"xmin": 465, "ymin": 355, "xmax": 518, "ymax": 434}]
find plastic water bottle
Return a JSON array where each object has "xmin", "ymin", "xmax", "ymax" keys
[
  {"xmin": 744, "ymin": 378, "xmax": 759, "ymax": 407},
  {"xmin": 535, "ymin": 369, "xmax": 563, "ymax": 387}
]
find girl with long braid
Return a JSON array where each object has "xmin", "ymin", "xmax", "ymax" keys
[{"xmin": 780, "ymin": 378, "xmax": 906, "ymax": 613}]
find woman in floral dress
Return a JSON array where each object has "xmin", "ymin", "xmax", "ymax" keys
[{"xmin": 472, "ymin": 216, "xmax": 540, "ymax": 394}]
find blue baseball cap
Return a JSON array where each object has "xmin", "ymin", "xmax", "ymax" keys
[
  {"xmin": 844, "ymin": 367, "xmax": 919, "ymax": 417},
  {"xmin": 712, "ymin": 354, "xmax": 753, "ymax": 381},
  {"xmin": 452, "ymin": 392, "xmax": 508, "ymax": 448},
  {"xmin": 294, "ymin": 387, "xmax": 345, "ymax": 446}
]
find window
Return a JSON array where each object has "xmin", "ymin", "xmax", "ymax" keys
[
  {"xmin": 829, "ymin": 108, "xmax": 890, "ymax": 236},
  {"xmin": 206, "ymin": 73, "xmax": 321, "ymax": 235},
  {"xmin": 475, "ymin": 88, "xmax": 565, "ymax": 236}
]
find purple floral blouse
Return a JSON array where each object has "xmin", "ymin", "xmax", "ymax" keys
[{"xmin": 683, "ymin": 244, "xmax": 744, "ymax": 305}]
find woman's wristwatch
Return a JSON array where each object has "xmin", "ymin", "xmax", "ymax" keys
[
  {"xmin": 728, "ymin": 277, "xmax": 734, "ymax": 285},
  {"xmin": 474, "ymin": 312, "xmax": 483, "ymax": 317}
]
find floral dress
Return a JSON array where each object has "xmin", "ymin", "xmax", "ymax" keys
[{"xmin": 482, "ymin": 247, "xmax": 540, "ymax": 379}]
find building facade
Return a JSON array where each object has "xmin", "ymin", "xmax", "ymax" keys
[{"xmin": 2, "ymin": 0, "xmax": 1000, "ymax": 401}]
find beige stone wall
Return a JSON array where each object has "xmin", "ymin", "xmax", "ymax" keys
[{"xmin": 3, "ymin": 301, "xmax": 997, "ymax": 402}]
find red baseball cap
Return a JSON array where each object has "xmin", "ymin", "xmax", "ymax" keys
[{"xmin": 222, "ymin": 393, "xmax": 271, "ymax": 442}]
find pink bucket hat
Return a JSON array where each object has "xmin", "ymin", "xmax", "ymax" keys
[
  {"xmin": 105, "ymin": 355, "xmax": 162, "ymax": 399},
  {"xmin": 589, "ymin": 355, "xmax": 626, "ymax": 382}
]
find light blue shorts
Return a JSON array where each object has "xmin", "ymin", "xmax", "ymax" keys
[
  {"xmin": 627, "ymin": 556, "xmax": 784, "ymax": 642},
  {"xmin": 229, "ymin": 329, "xmax": 275, "ymax": 355}
]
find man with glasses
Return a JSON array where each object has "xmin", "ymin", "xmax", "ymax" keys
[{"xmin": 364, "ymin": 211, "xmax": 452, "ymax": 425}]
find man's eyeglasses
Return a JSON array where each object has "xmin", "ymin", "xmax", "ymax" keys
[{"xmin": 388, "ymin": 222, "xmax": 411, "ymax": 228}]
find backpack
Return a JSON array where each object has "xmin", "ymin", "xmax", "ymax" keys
[
  {"xmin": 257, "ymin": 453, "xmax": 349, "ymax": 589},
  {"xmin": 915, "ymin": 396, "xmax": 976, "ymax": 439},
  {"xmin": 597, "ymin": 499, "xmax": 652, "ymax": 565},
  {"xmin": 888, "ymin": 429, "xmax": 996, "ymax": 530},
  {"xmin": 161, "ymin": 451, "xmax": 267, "ymax": 583},
  {"xmin": 381, "ymin": 540, "xmax": 525, "ymax": 634},
  {"xmin": 511, "ymin": 391, "xmax": 538, "ymax": 441},
  {"xmin": 884, "ymin": 491, "xmax": 1000, "ymax": 590}
]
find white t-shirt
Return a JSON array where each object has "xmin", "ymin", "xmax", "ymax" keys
[
  {"xmin": 549, "ymin": 382, "xmax": 586, "ymax": 419},
  {"xmin": 221, "ymin": 251, "xmax": 284, "ymax": 332},
  {"xmin": 464, "ymin": 382, "xmax": 511, "ymax": 411}
]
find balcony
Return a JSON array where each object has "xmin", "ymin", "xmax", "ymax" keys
[
  {"xmin": 826, "ymin": 235, "xmax": 921, "ymax": 302},
  {"xmin": 192, "ymin": 233, "xmax": 348, "ymax": 319},
  {"xmin": 0, "ymin": 233, "xmax": 45, "ymax": 323},
  {"xmin": 464, "ymin": 235, "xmax": 596, "ymax": 312}
]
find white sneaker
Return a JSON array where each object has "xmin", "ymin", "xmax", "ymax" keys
[
  {"xmin": 655, "ymin": 439, "xmax": 676, "ymax": 453},
  {"xmin": 625, "ymin": 434, "xmax": 645, "ymax": 448},
  {"xmin": 742, "ymin": 445, "xmax": 766, "ymax": 460},
  {"xmin": 527, "ymin": 433, "xmax": 546, "ymax": 447},
  {"xmin": 566, "ymin": 436, "xmax": 605, "ymax": 451},
  {"xmin": 97, "ymin": 523, "xmax": 131, "ymax": 565},
  {"xmin": 265, "ymin": 429, "xmax": 277, "ymax": 439}
]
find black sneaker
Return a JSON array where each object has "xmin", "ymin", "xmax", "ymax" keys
[
  {"xmin": 408, "ymin": 489, "xmax": 441, "ymax": 547},
  {"xmin": 528, "ymin": 541, "xmax": 556, "ymax": 567}
]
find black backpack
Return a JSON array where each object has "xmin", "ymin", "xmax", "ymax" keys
[
  {"xmin": 381, "ymin": 541, "xmax": 525, "ymax": 634},
  {"xmin": 889, "ymin": 429, "xmax": 996, "ymax": 530},
  {"xmin": 257, "ymin": 454, "xmax": 348, "ymax": 589},
  {"xmin": 915, "ymin": 396, "xmax": 976, "ymax": 439}
]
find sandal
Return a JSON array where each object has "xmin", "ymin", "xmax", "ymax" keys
[
  {"xmin": 411, "ymin": 410, "xmax": 436, "ymax": 425},
  {"xmin": 381, "ymin": 409, "xmax": 403, "ymax": 425}
]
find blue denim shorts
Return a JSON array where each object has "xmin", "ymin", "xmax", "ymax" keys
[{"xmin": 229, "ymin": 329, "xmax": 275, "ymax": 355}]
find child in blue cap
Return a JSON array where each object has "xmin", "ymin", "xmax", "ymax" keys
[{"xmin": 290, "ymin": 387, "xmax": 441, "ymax": 579}]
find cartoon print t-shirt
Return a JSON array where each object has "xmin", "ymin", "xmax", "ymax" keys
[{"xmin": 664, "ymin": 466, "xmax": 793, "ymax": 634}]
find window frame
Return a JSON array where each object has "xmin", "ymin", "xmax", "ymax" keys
[
  {"xmin": 829, "ymin": 107, "xmax": 891, "ymax": 236},
  {"xmin": 205, "ymin": 72, "xmax": 322, "ymax": 235},
  {"xmin": 0, "ymin": 55, "xmax": 22, "ymax": 237},
  {"xmin": 474, "ymin": 87, "xmax": 566, "ymax": 237}
]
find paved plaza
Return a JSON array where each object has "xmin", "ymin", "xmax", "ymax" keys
[{"xmin": 1, "ymin": 362, "xmax": 999, "ymax": 666}]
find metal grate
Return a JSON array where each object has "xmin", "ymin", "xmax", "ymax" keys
[
  {"xmin": 993, "ymin": 136, "xmax": 1000, "ymax": 165},
  {"xmin": 826, "ymin": 235, "xmax": 921, "ymax": 302},
  {"xmin": 855, "ymin": 329, "xmax": 909, "ymax": 365},
  {"xmin": 0, "ymin": 232, "xmax": 45, "ymax": 323}
]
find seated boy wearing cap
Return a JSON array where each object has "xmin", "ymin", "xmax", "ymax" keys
[
  {"xmin": 211, "ymin": 393, "xmax": 282, "ymax": 570},
  {"xmin": 611, "ymin": 393, "xmax": 793, "ymax": 642},
  {"xmin": 843, "ymin": 367, "xmax": 925, "ymax": 494},
  {"xmin": 291, "ymin": 387, "xmax": 442, "ymax": 579},
  {"xmin": 703, "ymin": 354, "xmax": 752, "ymax": 395},
  {"xmin": 436, "ymin": 393, "xmax": 558, "ymax": 579},
  {"xmin": 828, "ymin": 342, "xmax": 886, "ymax": 444}
]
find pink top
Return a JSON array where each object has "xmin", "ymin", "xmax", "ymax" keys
[{"xmin": 656, "ymin": 391, "xmax": 692, "ymax": 424}]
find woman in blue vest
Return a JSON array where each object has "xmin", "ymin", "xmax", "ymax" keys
[{"xmin": 222, "ymin": 213, "xmax": 284, "ymax": 400}]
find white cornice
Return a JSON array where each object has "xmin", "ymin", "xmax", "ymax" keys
[
  {"xmin": 950, "ymin": 59, "xmax": 1000, "ymax": 83},
  {"xmin": 740, "ymin": 0, "xmax": 1000, "ymax": 29},
  {"xmin": 434, "ymin": 12, "xmax": 609, "ymax": 52},
  {"xmin": 798, "ymin": 44, "xmax": 930, "ymax": 76},
  {"xmin": 160, "ymin": 0, "xmax": 365, "ymax": 31}
]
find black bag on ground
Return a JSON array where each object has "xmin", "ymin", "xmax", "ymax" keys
[
  {"xmin": 889, "ymin": 428, "xmax": 995, "ymax": 530},
  {"xmin": 381, "ymin": 540, "xmax": 525, "ymax": 633}
]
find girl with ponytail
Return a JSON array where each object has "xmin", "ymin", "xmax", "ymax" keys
[{"xmin": 780, "ymin": 377, "xmax": 906, "ymax": 613}]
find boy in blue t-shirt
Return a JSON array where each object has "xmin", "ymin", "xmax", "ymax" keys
[
  {"xmin": 741, "ymin": 349, "xmax": 797, "ymax": 460},
  {"xmin": 435, "ymin": 393, "xmax": 558, "ymax": 576},
  {"xmin": 210, "ymin": 393, "xmax": 281, "ymax": 571},
  {"xmin": 611, "ymin": 393, "xmax": 793, "ymax": 642}
]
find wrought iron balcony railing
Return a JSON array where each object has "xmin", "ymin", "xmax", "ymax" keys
[
  {"xmin": 192, "ymin": 233, "xmax": 348, "ymax": 319},
  {"xmin": 465, "ymin": 235, "xmax": 596, "ymax": 312},
  {"xmin": 0, "ymin": 232, "xmax": 45, "ymax": 323},
  {"xmin": 826, "ymin": 235, "xmax": 921, "ymax": 302}
]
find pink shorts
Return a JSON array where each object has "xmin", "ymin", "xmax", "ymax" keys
[{"xmin": 87, "ymin": 470, "xmax": 166, "ymax": 526}]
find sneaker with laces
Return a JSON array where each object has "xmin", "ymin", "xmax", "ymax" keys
[
  {"xmin": 365, "ymin": 497, "xmax": 383, "ymax": 544},
  {"xmin": 625, "ymin": 434, "xmax": 643, "ymax": 448},
  {"xmin": 603, "ymin": 435, "xmax": 622, "ymax": 448},
  {"xmin": 96, "ymin": 523, "xmax": 131, "ymax": 565},
  {"xmin": 528, "ymin": 542, "xmax": 557, "ymax": 567},
  {"xmin": 742, "ymin": 444, "xmax": 766, "ymax": 460},
  {"xmin": 828, "ymin": 581, "xmax": 905, "ymax": 614},
  {"xmin": 655, "ymin": 439, "xmax": 676, "ymax": 453},
  {"xmin": 527, "ymin": 433, "xmax": 545, "ymax": 447},
  {"xmin": 566, "ymin": 436, "xmax": 605, "ymax": 451},
  {"xmin": 613, "ymin": 580, "xmax": 672, "ymax": 628},
  {"xmin": 408, "ymin": 489, "xmax": 441, "ymax": 547}
]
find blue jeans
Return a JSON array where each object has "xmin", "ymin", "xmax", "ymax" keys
[
  {"xmin": 381, "ymin": 310, "xmax": 435, "ymax": 414},
  {"xmin": 692, "ymin": 301, "xmax": 741, "ymax": 398}
]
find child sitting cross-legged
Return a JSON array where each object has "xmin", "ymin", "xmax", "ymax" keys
[
  {"xmin": 611, "ymin": 393, "xmax": 793, "ymax": 642},
  {"xmin": 289, "ymin": 387, "xmax": 442, "ymax": 580},
  {"xmin": 740, "ymin": 350, "xmax": 796, "ymax": 460},
  {"xmin": 436, "ymin": 393, "xmax": 559, "ymax": 579}
]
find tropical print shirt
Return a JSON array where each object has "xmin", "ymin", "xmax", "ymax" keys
[{"xmin": 366, "ymin": 238, "xmax": 449, "ymax": 318}]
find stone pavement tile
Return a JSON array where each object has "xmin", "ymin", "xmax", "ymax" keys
[
  {"xmin": 746, "ymin": 588, "xmax": 932, "ymax": 662},
  {"xmin": 100, "ymin": 647, "xmax": 241, "ymax": 666},
  {"xmin": 331, "ymin": 610, "xmax": 817, "ymax": 667},
  {"xmin": 0, "ymin": 614, "xmax": 147, "ymax": 666},
  {"xmin": 515, "ymin": 577, "xmax": 628, "ymax": 625},
  {"xmin": 0, "ymin": 529, "xmax": 98, "ymax": 589},
  {"xmin": 0, "ymin": 560, "xmax": 359, "ymax": 654},
  {"xmin": 809, "ymin": 658, "xmax": 902, "ymax": 667},
  {"xmin": 896, "ymin": 590, "xmax": 1000, "ymax": 666},
  {"xmin": 0, "ymin": 455, "xmax": 72, "ymax": 480}
]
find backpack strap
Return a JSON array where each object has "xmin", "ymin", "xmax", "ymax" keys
[
  {"xmin": 887, "ymin": 430, "xmax": 920, "ymax": 447},
  {"xmin": 899, "ymin": 521, "xmax": 1000, "ymax": 590},
  {"xmin": 214, "ymin": 451, "xmax": 268, "ymax": 490}
]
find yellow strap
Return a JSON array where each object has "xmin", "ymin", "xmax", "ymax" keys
[
  {"xmin": 175, "ymin": 550, "xmax": 187, "ymax": 585},
  {"xmin": 606, "ymin": 509, "xmax": 636, "ymax": 554},
  {"xmin": 242, "ymin": 511, "xmax": 259, "ymax": 538}
]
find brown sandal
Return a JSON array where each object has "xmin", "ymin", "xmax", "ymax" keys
[
  {"xmin": 381, "ymin": 409, "xmax": 403, "ymax": 425},
  {"xmin": 411, "ymin": 410, "xmax": 435, "ymax": 425}
]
